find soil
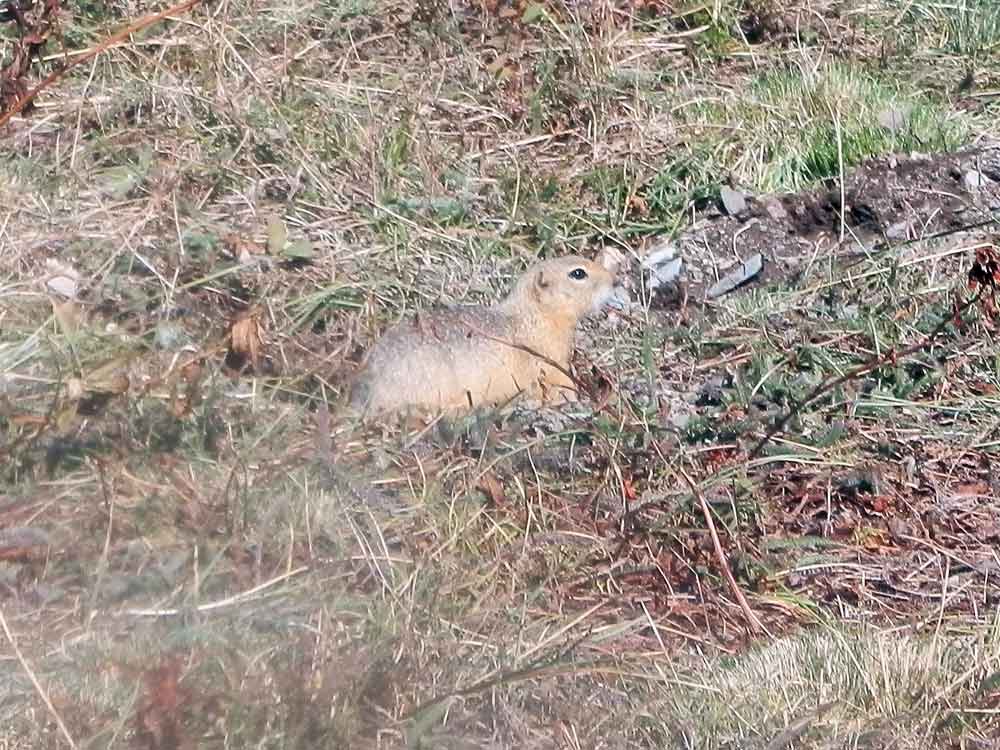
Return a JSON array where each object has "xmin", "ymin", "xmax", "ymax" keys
[
  {"xmin": 540, "ymin": 143, "xmax": 1000, "ymax": 639},
  {"xmin": 659, "ymin": 142, "xmax": 1000, "ymax": 300}
]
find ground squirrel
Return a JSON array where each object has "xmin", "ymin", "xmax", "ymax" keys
[{"xmin": 349, "ymin": 255, "xmax": 617, "ymax": 416}]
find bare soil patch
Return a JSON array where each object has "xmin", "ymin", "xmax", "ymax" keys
[{"xmin": 664, "ymin": 143, "xmax": 1000, "ymax": 299}]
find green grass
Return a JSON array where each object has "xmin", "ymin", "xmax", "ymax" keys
[
  {"xmin": 676, "ymin": 62, "xmax": 967, "ymax": 194},
  {"xmin": 904, "ymin": 0, "xmax": 1000, "ymax": 58}
]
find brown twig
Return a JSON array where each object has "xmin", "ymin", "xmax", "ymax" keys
[
  {"xmin": 748, "ymin": 289, "xmax": 983, "ymax": 460},
  {"xmin": 0, "ymin": 0, "xmax": 205, "ymax": 127},
  {"xmin": 0, "ymin": 0, "xmax": 62, "ymax": 114},
  {"xmin": 676, "ymin": 463, "xmax": 766, "ymax": 636}
]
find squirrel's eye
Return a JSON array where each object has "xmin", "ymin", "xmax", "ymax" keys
[{"xmin": 568, "ymin": 268, "xmax": 588, "ymax": 280}]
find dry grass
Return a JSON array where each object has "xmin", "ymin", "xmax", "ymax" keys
[{"xmin": 2, "ymin": 0, "xmax": 1000, "ymax": 747}]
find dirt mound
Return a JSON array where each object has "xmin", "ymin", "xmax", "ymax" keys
[{"xmin": 666, "ymin": 144, "xmax": 1000, "ymax": 298}]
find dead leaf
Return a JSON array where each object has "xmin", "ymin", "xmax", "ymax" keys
[
  {"xmin": 627, "ymin": 195, "xmax": 649, "ymax": 217},
  {"xmin": 266, "ymin": 216, "xmax": 288, "ymax": 255},
  {"xmin": 54, "ymin": 402, "xmax": 78, "ymax": 433},
  {"xmin": 622, "ymin": 475, "xmax": 638, "ymax": 501},
  {"xmin": 44, "ymin": 258, "xmax": 80, "ymax": 299},
  {"xmin": 9, "ymin": 414, "xmax": 47, "ymax": 426},
  {"xmin": 51, "ymin": 298, "xmax": 81, "ymax": 333},
  {"xmin": 477, "ymin": 472, "xmax": 507, "ymax": 506},
  {"xmin": 135, "ymin": 657, "xmax": 193, "ymax": 750},
  {"xmin": 166, "ymin": 359, "xmax": 205, "ymax": 418},
  {"xmin": 951, "ymin": 482, "xmax": 989, "ymax": 499},
  {"xmin": 227, "ymin": 307, "xmax": 265, "ymax": 372},
  {"xmin": 85, "ymin": 357, "xmax": 133, "ymax": 394},
  {"xmin": 223, "ymin": 233, "xmax": 265, "ymax": 262},
  {"xmin": 283, "ymin": 239, "xmax": 315, "ymax": 260}
]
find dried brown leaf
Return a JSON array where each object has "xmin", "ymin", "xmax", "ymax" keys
[
  {"xmin": 266, "ymin": 216, "xmax": 287, "ymax": 255},
  {"xmin": 135, "ymin": 657, "xmax": 193, "ymax": 750},
  {"xmin": 51, "ymin": 298, "xmax": 81, "ymax": 332},
  {"xmin": 222, "ymin": 232, "xmax": 265, "ymax": 262},
  {"xmin": 477, "ymin": 471, "xmax": 507, "ymax": 506},
  {"xmin": 0, "ymin": 0, "xmax": 60, "ymax": 114},
  {"xmin": 227, "ymin": 307, "xmax": 265, "ymax": 372}
]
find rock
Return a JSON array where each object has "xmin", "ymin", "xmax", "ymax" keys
[
  {"xmin": 696, "ymin": 377, "xmax": 725, "ymax": 406},
  {"xmin": 642, "ymin": 242, "xmax": 677, "ymax": 268},
  {"xmin": 154, "ymin": 321, "xmax": 191, "ymax": 351},
  {"xmin": 720, "ymin": 185, "xmax": 748, "ymax": 216},
  {"xmin": 964, "ymin": 169, "xmax": 990, "ymax": 190},
  {"xmin": 605, "ymin": 286, "xmax": 634, "ymax": 326},
  {"xmin": 607, "ymin": 285, "xmax": 632, "ymax": 309},
  {"xmin": 706, "ymin": 253, "xmax": 764, "ymax": 299},
  {"xmin": 668, "ymin": 410, "xmax": 691, "ymax": 430},
  {"xmin": 641, "ymin": 242, "xmax": 683, "ymax": 290},
  {"xmin": 885, "ymin": 221, "xmax": 910, "ymax": 240}
]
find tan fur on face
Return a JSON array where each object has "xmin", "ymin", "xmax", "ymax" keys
[{"xmin": 348, "ymin": 255, "xmax": 615, "ymax": 417}]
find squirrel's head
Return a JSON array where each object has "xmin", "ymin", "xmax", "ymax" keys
[{"xmin": 514, "ymin": 255, "xmax": 616, "ymax": 322}]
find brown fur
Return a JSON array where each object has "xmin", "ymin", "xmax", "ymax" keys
[{"xmin": 348, "ymin": 255, "xmax": 616, "ymax": 416}]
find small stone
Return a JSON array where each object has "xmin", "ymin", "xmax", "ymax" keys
[
  {"xmin": 46, "ymin": 275, "xmax": 77, "ymax": 298},
  {"xmin": 648, "ymin": 257, "xmax": 682, "ymax": 290},
  {"xmin": 641, "ymin": 242, "xmax": 677, "ymax": 268},
  {"xmin": 720, "ymin": 186, "xmax": 747, "ymax": 216},
  {"xmin": 668, "ymin": 411, "xmax": 691, "ymax": 430},
  {"xmin": 885, "ymin": 221, "xmax": 909, "ymax": 240},
  {"xmin": 706, "ymin": 253, "xmax": 764, "ymax": 299},
  {"xmin": 154, "ymin": 321, "xmax": 190, "ymax": 351},
  {"xmin": 964, "ymin": 169, "xmax": 990, "ymax": 190},
  {"xmin": 696, "ymin": 377, "xmax": 725, "ymax": 406},
  {"xmin": 642, "ymin": 242, "xmax": 683, "ymax": 290},
  {"xmin": 605, "ymin": 286, "xmax": 632, "ymax": 315}
]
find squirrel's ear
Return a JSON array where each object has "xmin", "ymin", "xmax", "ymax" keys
[{"xmin": 534, "ymin": 269, "xmax": 549, "ymax": 290}]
